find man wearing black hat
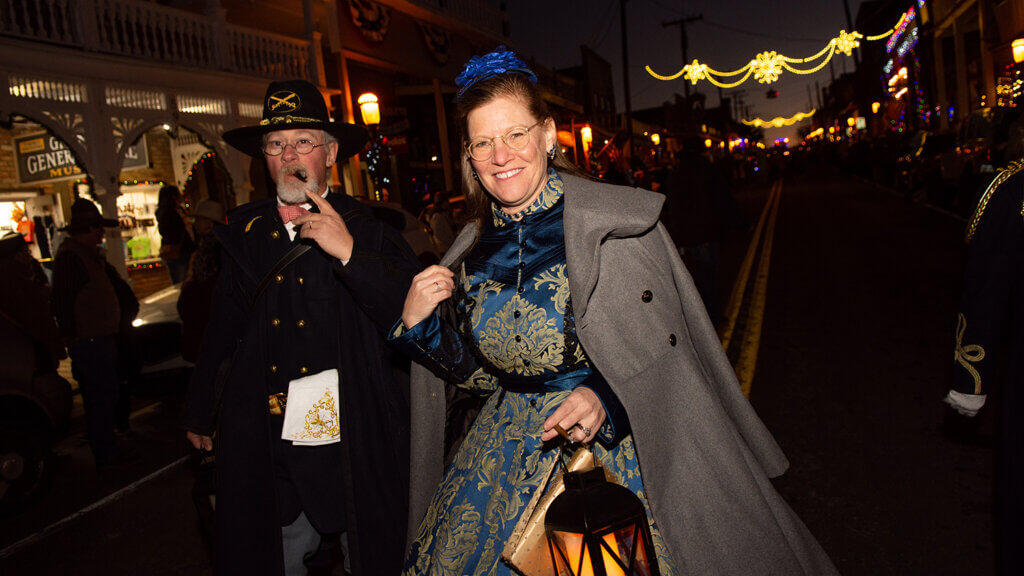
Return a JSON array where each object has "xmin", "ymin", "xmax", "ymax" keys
[
  {"xmin": 52, "ymin": 199, "xmax": 138, "ymax": 466},
  {"xmin": 182, "ymin": 79, "xmax": 419, "ymax": 576}
]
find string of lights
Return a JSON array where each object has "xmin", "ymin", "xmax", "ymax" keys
[
  {"xmin": 741, "ymin": 109, "xmax": 816, "ymax": 128},
  {"xmin": 646, "ymin": 16, "xmax": 902, "ymax": 88}
]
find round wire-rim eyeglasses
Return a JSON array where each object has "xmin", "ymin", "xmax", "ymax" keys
[
  {"xmin": 466, "ymin": 120, "xmax": 545, "ymax": 162},
  {"xmin": 262, "ymin": 138, "xmax": 326, "ymax": 156}
]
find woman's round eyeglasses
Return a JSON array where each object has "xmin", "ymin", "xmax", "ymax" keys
[
  {"xmin": 262, "ymin": 138, "xmax": 325, "ymax": 156},
  {"xmin": 466, "ymin": 120, "xmax": 544, "ymax": 162}
]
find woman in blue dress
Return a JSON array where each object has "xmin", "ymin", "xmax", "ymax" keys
[{"xmin": 392, "ymin": 48, "xmax": 838, "ymax": 576}]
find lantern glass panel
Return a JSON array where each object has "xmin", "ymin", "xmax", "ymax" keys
[{"xmin": 550, "ymin": 529, "xmax": 645, "ymax": 576}]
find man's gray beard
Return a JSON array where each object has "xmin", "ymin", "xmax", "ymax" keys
[{"xmin": 276, "ymin": 173, "xmax": 319, "ymax": 204}]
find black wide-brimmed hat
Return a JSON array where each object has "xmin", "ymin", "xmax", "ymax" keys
[
  {"xmin": 67, "ymin": 199, "xmax": 117, "ymax": 234},
  {"xmin": 223, "ymin": 79, "xmax": 368, "ymax": 159}
]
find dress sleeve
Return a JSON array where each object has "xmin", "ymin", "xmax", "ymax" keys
[{"xmin": 390, "ymin": 313, "xmax": 496, "ymax": 393}]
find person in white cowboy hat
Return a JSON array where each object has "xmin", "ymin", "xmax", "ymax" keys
[{"xmin": 181, "ymin": 79, "xmax": 420, "ymax": 576}]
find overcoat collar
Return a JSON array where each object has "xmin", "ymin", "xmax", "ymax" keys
[{"xmin": 441, "ymin": 172, "xmax": 664, "ymax": 319}]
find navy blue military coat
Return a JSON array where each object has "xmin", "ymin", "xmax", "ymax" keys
[{"xmin": 184, "ymin": 192, "xmax": 420, "ymax": 576}]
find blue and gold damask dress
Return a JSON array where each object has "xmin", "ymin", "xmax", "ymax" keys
[{"xmin": 392, "ymin": 172, "xmax": 677, "ymax": 576}]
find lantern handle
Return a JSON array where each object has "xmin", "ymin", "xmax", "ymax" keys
[{"xmin": 552, "ymin": 424, "xmax": 597, "ymax": 473}]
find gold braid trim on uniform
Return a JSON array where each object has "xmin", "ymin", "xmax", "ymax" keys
[
  {"xmin": 245, "ymin": 215, "xmax": 263, "ymax": 232},
  {"xmin": 965, "ymin": 159, "xmax": 1024, "ymax": 243},
  {"xmin": 954, "ymin": 313, "xmax": 985, "ymax": 394}
]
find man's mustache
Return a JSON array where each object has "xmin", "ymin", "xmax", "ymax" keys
[{"xmin": 283, "ymin": 165, "xmax": 308, "ymax": 182}]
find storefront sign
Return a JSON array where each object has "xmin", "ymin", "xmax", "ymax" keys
[{"xmin": 15, "ymin": 134, "xmax": 148, "ymax": 184}]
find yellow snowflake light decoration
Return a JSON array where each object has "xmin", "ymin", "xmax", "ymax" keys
[
  {"xmin": 741, "ymin": 109, "xmax": 817, "ymax": 128},
  {"xmin": 835, "ymin": 30, "xmax": 861, "ymax": 56},
  {"xmin": 683, "ymin": 59, "xmax": 707, "ymax": 85},
  {"xmin": 647, "ymin": 17, "xmax": 902, "ymax": 88},
  {"xmin": 752, "ymin": 51, "xmax": 784, "ymax": 84}
]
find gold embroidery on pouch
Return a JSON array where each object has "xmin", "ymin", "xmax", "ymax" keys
[
  {"xmin": 954, "ymin": 313, "xmax": 986, "ymax": 394},
  {"xmin": 297, "ymin": 388, "xmax": 341, "ymax": 439}
]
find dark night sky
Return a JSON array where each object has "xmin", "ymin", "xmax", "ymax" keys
[{"xmin": 508, "ymin": 0, "xmax": 878, "ymax": 142}]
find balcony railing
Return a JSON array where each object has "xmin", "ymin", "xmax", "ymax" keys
[{"xmin": 0, "ymin": 0, "xmax": 312, "ymax": 80}]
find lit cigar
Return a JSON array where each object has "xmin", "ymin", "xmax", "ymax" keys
[{"xmin": 294, "ymin": 169, "xmax": 308, "ymax": 182}]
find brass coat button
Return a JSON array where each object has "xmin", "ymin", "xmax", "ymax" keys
[
  {"xmin": 271, "ymin": 318, "xmax": 280, "ymax": 327},
  {"xmin": 270, "ymin": 230, "xmax": 280, "ymax": 240},
  {"xmin": 270, "ymin": 364, "xmax": 278, "ymax": 373},
  {"xmin": 274, "ymin": 274, "xmax": 284, "ymax": 283},
  {"xmin": 297, "ymin": 276, "xmax": 304, "ymax": 285},
  {"xmin": 299, "ymin": 366, "xmax": 308, "ymax": 374},
  {"xmin": 668, "ymin": 334, "xmax": 677, "ymax": 346},
  {"xmin": 641, "ymin": 290, "xmax": 653, "ymax": 303},
  {"xmin": 296, "ymin": 319, "xmax": 306, "ymax": 328}
]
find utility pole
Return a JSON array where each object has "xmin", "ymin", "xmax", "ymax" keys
[
  {"xmin": 841, "ymin": 0, "xmax": 860, "ymax": 67},
  {"xmin": 620, "ymin": 0, "xmax": 633, "ymax": 158},
  {"xmin": 662, "ymin": 13, "xmax": 703, "ymax": 98}
]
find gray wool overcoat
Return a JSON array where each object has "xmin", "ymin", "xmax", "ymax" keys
[{"xmin": 407, "ymin": 172, "xmax": 839, "ymax": 575}]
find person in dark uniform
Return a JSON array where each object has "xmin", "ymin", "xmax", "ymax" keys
[
  {"xmin": 182, "ymin": 79, "xmax": 420, "ymax": 576},
  {"xmin": 944, "ymin": 159, "xmax": 1024, "ymax": 575}
]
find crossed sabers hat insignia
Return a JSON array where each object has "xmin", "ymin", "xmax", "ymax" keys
[{"xmin": 269, "ymin": 90, "xmax": 300, "ymax": 113}]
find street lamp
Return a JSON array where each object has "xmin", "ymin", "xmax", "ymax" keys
[
  {"xmin": 1013, "ymin": 38, "xmax": 1024, "ymax": 65},
  {"xmin": 358, "ymin": 93, "xmax": 380, "ymax": 127},
  {"xmin": 357, "ymin": 92, "xmax": 388, "ymax": 201},
  {"xmin": 580, "ymin": 126, "xmax": 593, "ymax": 172},
  {"xmin": 650, "ymin": 133, "xmax": 660, "ymax": 146}
]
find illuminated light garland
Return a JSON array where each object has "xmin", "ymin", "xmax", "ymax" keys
[
  {"xmin": 741, "ymin": 109, "xmax": 816, "ymax": 128},
  {"xmin": 885, "ymin": 7, "xmax": 915, "ymax": 53},
  {"xmin": 647, "ymin": 14, "xmax": 906, "ymax": 88}
]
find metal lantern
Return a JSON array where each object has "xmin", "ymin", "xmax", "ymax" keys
[{"xmin": 545, "ymin": 466, "xmax": 661, "ymax": 576}]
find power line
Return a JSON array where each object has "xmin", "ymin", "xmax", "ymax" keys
[
  {"xmin": 699, "ymin": 19, "xmax": 830, "ymax": 44},
  {"xmin": 642, "ymin": 0, "xmax": 828, "ymax": 43}
]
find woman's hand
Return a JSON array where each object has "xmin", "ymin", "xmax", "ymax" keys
[
  {"xmin": 542, "ymin": 387, "xmax": 606, "ymax": 444},
  {"xmin": 402, "ymin": 265, "xmax": 455, "ymax": 329}
]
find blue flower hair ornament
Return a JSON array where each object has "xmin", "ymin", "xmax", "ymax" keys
[{"xmin": 455, "ymin": 46, "xmax": 537, "ymax": 100}]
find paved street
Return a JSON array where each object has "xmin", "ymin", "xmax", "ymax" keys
[{"xmin": 0, "ymin": 163, "xmax": 996, "ymax": 575}]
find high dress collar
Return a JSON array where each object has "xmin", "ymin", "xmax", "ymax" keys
[{"xmin": 490, "ymin": 169, "xmax": 563, "ymax": 228}]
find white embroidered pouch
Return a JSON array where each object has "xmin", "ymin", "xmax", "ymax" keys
[{"xmin": 281, "ymin": 369, "xmax": 341, "ymax": 446}]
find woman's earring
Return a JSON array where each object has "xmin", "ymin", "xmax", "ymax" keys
[
  {"xmin": 472, "ymin": 169, "xmax": 480, "ymax": 182},
  {"xmin": 547, "ymin": 147, "xmax": 556, "ymax": 160}
]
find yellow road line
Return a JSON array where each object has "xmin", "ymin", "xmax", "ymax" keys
[
  {"xmin": 734, "ymin": 180, "xmax": 782, "ymax": 397},
  {"xmin": 719, "ymin": 179, "xmax": 780, "ymax": 349}
]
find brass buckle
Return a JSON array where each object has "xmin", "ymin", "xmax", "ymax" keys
[{"xmin": 268, "ymin": 392, "xmax": 287, "ymax": 415}]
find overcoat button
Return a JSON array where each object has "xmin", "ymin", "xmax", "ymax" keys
[
  {"xmin": 299, "ymin": 366, "xmax": 308, "ymax": 374},
  {"xmin": 274, "ymin": 274, "xmax": 284, "ymax": 283},
  {"xmin": 641, "ymin": 290, "xmax": 653, "ymax": 303},
  {"xmin": 271, "ymin": 318, "xmax": 281, "ymax": 327},
  {"xmin": 296, "ymin": 319, "xmax": 306, "ymax": 328},
  {"xmin": 297, "ymin": 276, "xmax": 304, "ymax": 285},
  {"xmin": 270, "ymin": 230, "xmax": 280, "ymax": 239},
  {"xmin": 270, "ymin": 364, "xmax": 278, "ymax": 373},
  {"xmin": 668, "ymin": 334, "xmax": 677, "ymax": 346}
]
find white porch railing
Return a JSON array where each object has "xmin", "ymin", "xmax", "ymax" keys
[{"xmin": 0, "ymin": 0, "xmax": 313, "ymax": 80}]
